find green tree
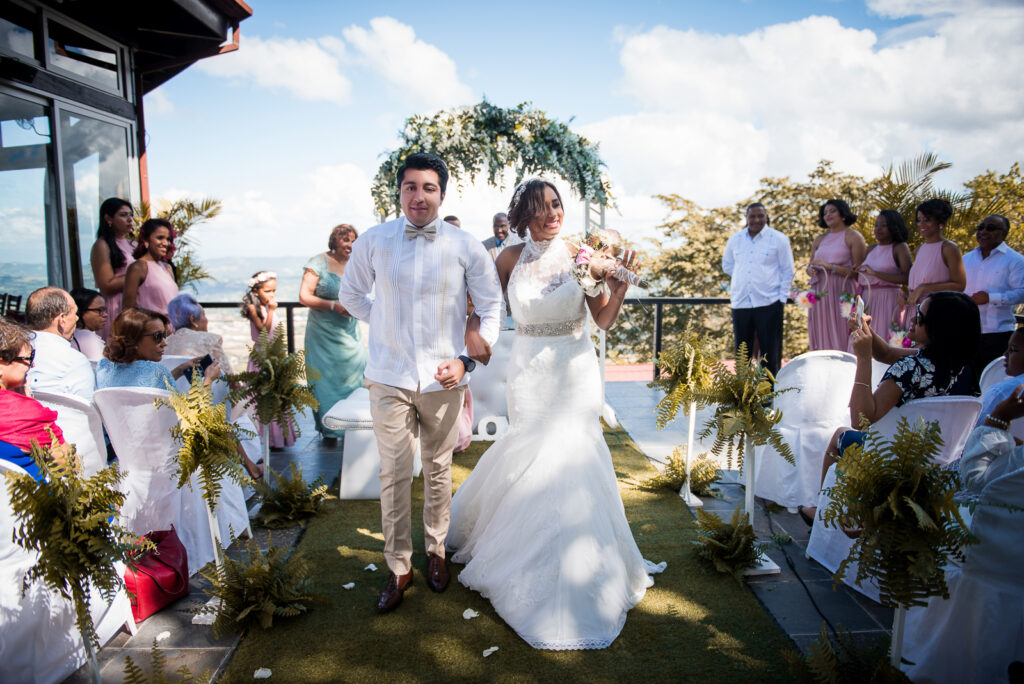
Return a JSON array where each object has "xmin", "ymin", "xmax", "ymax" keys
[{"xmin": 962, "ymin": 162, "xmax": 1024, "ymax": 252}]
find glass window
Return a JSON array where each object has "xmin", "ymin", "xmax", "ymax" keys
[
  {"xmin": 47, "ymin": 19, "xmax": 119, "ymax": 93},
  {"xmin": 0, "ymin": 91, "xmax": 56, "ymax": 297},
  {"xmin": 0, "ymin": 2, "xmax": 37, "ymax": 61},
  {"xmin": 59, "ymin": 109, "xmax": 132, "ymax": 289}
]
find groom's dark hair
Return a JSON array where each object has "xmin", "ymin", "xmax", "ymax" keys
[{"xmin": 397, "ymin": 152, "xmax": 449, "ymax": 195}]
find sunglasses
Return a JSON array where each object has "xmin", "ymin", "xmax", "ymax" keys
[
  {"xmin": 975, "ymin": 224, "xmax": 1003, "ymax": 233},
  {"xmin": 12, "ymin": 350, "xmax": 35, "ymax": 366},
  {"xmin": 142, "ymin": 331, "xmax": 168, "ymax": 343},
  {"xmin": 913, "ymin": 304, "xmax": 926, "ymax": 326}
]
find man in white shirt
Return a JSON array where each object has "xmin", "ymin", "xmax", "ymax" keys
[
  {"xmin": 25, "ymin": 287, "xmax": 96, "ymax": 401},
  {"xmin": 964, "ymin": 214, "xmax": 1024, "ymax": 379},
  {"xmin": 482, "ymin": 213, "xmax": 510, "ymax": 260},
  {"xmin": 338, "ymin": 152, "xmax": 503, "ymax": 613},
  {"xmin": 721, "ymin": 203, "xmax": 795, "ymax": 377}
]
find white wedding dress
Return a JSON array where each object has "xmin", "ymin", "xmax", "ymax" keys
[{"xmin": 447, "ymin": 235, "xmax": 664, "ymax": 650}]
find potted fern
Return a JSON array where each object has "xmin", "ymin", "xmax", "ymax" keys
[
  {"xmin": 649, "ymin": 328, "xmax": 717, "ymax": 508},
  {"xmin": 820, "ymin": 417, "xmax": 972, "ymax": 667},
  {"xmin": 6, "ymin": 436, "xmax": 143, "ymax": 683},
  {"xmin": 157, "ymin": 374, "xmax": 253, "ymax": 567},
  {"xmin": 226, "ymin": 323, "xmax": 318, "ymax": 465}
]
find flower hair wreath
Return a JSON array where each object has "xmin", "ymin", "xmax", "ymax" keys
[{"xmin": 247, "ymin": 271, "xmax": 277, "ymax": 290}]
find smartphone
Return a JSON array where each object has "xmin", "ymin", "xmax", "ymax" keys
[
  {"xmin": 855, "ymin": 295, "xmax": 865, "ymax": 326},
  {"xmin": 183, "ymin": 354, "xmax": 214, "ymax": 384}
]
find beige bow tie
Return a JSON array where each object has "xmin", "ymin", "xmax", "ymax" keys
[{"xmin": 404, "ymin": 223, "xmax": 437, "ymax": 241}]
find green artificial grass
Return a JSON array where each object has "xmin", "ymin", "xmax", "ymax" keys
[{"xmin": 220, "ymin": 425, "xmax": 794, "ymax": 683}]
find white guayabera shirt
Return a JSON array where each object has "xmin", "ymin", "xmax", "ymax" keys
[
  {"xmin": 338, "ymin": 216, "xmax": 503, "ymax": 393},
  {"xmin": 722, "ymin": 225, "xmax": 795, "ymax": 309}
]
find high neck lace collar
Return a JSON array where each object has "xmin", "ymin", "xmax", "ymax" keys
[{"xmin": 523, "ymin": 233, "xmax": 557, "ymax": 260}]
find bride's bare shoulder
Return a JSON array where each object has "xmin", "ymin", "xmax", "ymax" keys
[{"xmin": 496, "ymin": 243, "xmax": 525, "ymax": 277}]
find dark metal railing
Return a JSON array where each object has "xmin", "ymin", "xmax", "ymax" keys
[
  {"xmin": 202, "ymin": 301, "xmax": 303, "ymax": 354},
  {"xmin": 622, "ymin": 297, "xmax": 732, "ymax": 380}
]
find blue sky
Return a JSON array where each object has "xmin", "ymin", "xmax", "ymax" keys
[{"xmin": 141, "ymin": 0, "xmax": 1024, "ymax": 263}]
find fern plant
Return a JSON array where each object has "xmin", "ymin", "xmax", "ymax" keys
[
  {"xmin": 821, "ymin": 417, "xmax": 973, "ymax": 608},
  {"xmin": 226, "ymin": 323, "xmax": 319, "ymax": 433},
  {"xmin": 697, "ymin": 343, "xmax": 795, "ymax": 471},
  {"xmin": 785, "ymin": 623, "xmax": 911, "ymax": 683},
  {"xmin": 641, "ymin": 446, "xmax": 721, "ymax": 496},
  {"xmin": 123, "ymin": 640, "xmax": 211, "ymax": 684},
  {"xmin": 253, "ymin": 461, "xmax": 329, "ymax": 528},
  {"xmin": 693, "ymin": 504, "xmax": 764, "ymax": 582},
  {"xmin": 197, "ymin": 532, "xmax": 321, "ymax": 638},
  {"xmin": 156, "ymin": 374, "xmax": 252, "ymax": 510},
  {"xmin": 649, "ymin": 326, "xmax": 717, "ymax": 428},
  {"xmin": 6, "ymin": 435, "xmax": 142, "ymax": 652}
]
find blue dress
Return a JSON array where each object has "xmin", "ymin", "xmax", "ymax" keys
[
  {"xmin": 96, "ymin": 358, "xmax": 176, "ymax": 390},
  {"xmin": 303, "ymin": 254, "xmax": 367, "ymax": 438}
]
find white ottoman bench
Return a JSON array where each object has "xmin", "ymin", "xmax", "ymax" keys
[{"xmin": 324, "ymin": 388, "xmax": 422, "ymax": 500}]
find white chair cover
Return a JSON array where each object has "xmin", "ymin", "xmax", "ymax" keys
[
  {"xmin": 93, "ymin": 388, "xmax": 250, "ymax": 574},
  {"xmin": 0, "ymin": 461, "xmax": 134, "ymax": 684},
  {"xmin": 470, "ymin": 333, "xmax": 513, "ymax": 432},
  {"xmin": 980, "ymin": 356, "xmax": 1010, "ymax": 394},
  {"xmin": 31, "ymin": 390, "xmax": 108, "ymax": 477},
  {"xmin": 806, "ymin": 396, "xmax": 983, "ymax": 602},
  {"xmin": 754, "ymin": 351, "xmax": 857, "ymax": 508},
  {"xmin": 902, "ymin": 464, "xmax": 1024, "ymax": 683}
]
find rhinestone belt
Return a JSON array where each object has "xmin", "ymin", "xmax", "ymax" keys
[{"xmin": 515, "ymin": 318, "xmax": 585, "ymax": 337}]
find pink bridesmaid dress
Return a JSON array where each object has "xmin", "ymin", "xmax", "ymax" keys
[
  {"xmin": 135, "ymin": 260, "xmax": 180, "ymax": 321},
  {"xmin": 248, "ymin": 306, "xmax": 297, "ymax": 449},
  {"xmin": 100, "ymin": 238, "xmax": 135, "ymax": 339},
  {"xmin": 908, "ymin": 241, "xmax": 950, "ymax": 294},
  {"xmin": 859, "ymin": 244, "xmax": 906, "ymax": 332},
  {"xmin": 808, "ymin": 232, "xmax": 854, "ymax": 351}
]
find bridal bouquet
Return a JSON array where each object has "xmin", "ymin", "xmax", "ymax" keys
[{"xmin": 572, "ymin": 229, "xmax": 649, "ymax": 295}]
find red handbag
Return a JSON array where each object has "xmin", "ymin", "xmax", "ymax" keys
[{"xmin": 124, "ymin": 527, "xmax": 190, "ymax": 623}]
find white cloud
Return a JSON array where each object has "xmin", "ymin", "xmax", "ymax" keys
[
  {"xmin": 143, "ymin": 89, "xmax": 174, "ymax": 117},
  {"xmin": 195, "ymin": 36, "xmax": 352, "ymax": 105},
  {"xmin": 342, "ymin": 17, "xmax": 474, "ymax": 110}
]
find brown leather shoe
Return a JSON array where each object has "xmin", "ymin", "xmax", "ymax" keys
[
  {"xmin": 376, "ymin": 570, "xmax": 412, "ymax": 613},
  {"xmin": 426, "ymin": 553, "xmax": 449, "ymax": 593}
]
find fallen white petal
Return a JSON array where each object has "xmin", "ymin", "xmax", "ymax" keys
[
  {"xmin": 156, "ymin": 631, "xmax": 170, "ymax": 642},
  {"xmin": 342, "ymin": 582, "xmax": 355, "ymax": 590},
  {"xmin": 463, "ymin": 608, "xmax": 479, "ymax": 620},
  {"xmin": 364, "ymin": 563, "xmax": 377, "ymax": 571},
  {"xmin": 253, "ymin": 668, "xmax": 272, "ymax": 679},
  {"xmin": 482, "ymin": 646, "xmax": 499, "ymax": 657}
]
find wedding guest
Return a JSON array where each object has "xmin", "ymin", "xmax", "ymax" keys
[
  {"xmin": 89, "ymin": 198, "xmax": 135, "ymax": 339},
  {"xmin": 961, "ymin": 384, "xmax": 1024, "ymax": 493},
  {"xmin": 798, "ymin": 291, "xmax": 980, "ymax": 524},
  {"xmin": 241, "ymin": 271, "xmax": 296, "ymax": 449},
  {"xmin": 165, "ymin": 293, "xmax": 232, "ymax": 373},
  {"xmin": 24, "ymin": 287, "xmax": 95, "ymax": 401},
  {"xmin": 123, "ymin": 219, "xmax": 179, "ymax": 319},
  {"xmin": 299, "ymin": 224, "xmax": 367, "ymax": 445},
  {"xmin": 483, "ymin": 213, "xmax": 511, "ymax": 260},
  {"xmin": 722, "ymin": 202, "xmax": 794, "ymax": 376},
  {"xmin": 963, "ymin": 214, "xmax": 1024, "ymax": 377},
  {"xmin": 856, "ymin": 210, "xmax": 912, "ymax": 337},
  {"xmin": 807, "ymin": 199, "xmax": 867, "ymax": 351},
  {"xmin": 975, "ymin": 328, "xmax": 1024, "ymax": 428},
  {"xmin": 0, "ymin": 318, "xmax": 68, "ymax": 480},
  {"xmin": 903, "ymin": 198, "xmax": 966, "ymax": 308},
  {"xmin": 70, "ymin": 287, "xmax": 108, "ymax": 362},
  {"xmin": 443, "ymin": 215, "xmax": 461, "ymax": 227}
]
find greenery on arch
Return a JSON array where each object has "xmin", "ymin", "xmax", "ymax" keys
[{"xmin": 371, "ymin": 100, "xmax": 612, "ymax": 218}]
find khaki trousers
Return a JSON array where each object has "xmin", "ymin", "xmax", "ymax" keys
[{"xmin": 367, "ymin": 381, "xmax": 465, "ymax": 576}]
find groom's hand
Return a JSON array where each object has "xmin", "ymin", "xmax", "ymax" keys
[{"xmin": 435, "ymin": 359, "xmax": 465, "ymax": 390}]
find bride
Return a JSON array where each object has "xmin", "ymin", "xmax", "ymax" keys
[{"xmin": 447, "ymin": 179, "xmax": 664, "ymax": 650}]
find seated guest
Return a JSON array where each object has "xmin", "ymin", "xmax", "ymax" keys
[
  {"xmin": 976, "ymin": 327, "xmax": 1024, "ymax": 427},
  {"xmin": 799, "ymin": 291, "xmax": 981, "ymax": 523},
  {"xmin": 165, "ymin": 293, "xmax": 232, "ymax": 373},
  {"xmin": 70, "ymin": 287, "xmax": 108, "ymax": 362},
  {"xmin": 962, "ymin": 384, "xmax": 1024, "ymax": 494},
  {"xmin": 25, "ymin": 286, "xmax": 96, "ymax": 401},
  {"xmin": 0, "ymin": 319, "xmax": 70, "ymax": 481}
]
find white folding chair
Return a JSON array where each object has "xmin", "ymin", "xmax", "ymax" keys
[
  {"xmin": 980, "ymin": 356, "xmax": 1009, "ymax": 394},
  {"xmin": 903, "ymin": 464, "xmax": 1024, "ymax": 683},
  {"xmin": 754, "ymin": 351, "xmax": 857, "ymax": 508},
  {"xmin": 806, "ymin": 396, "xmax": 983, "ymax": 602},
  {"xmin": 31, "ymin": 390, "xmax": 108, "ymax": 477},
  {"xmin": 0, "ymin": 461, "xmax": 135, "ymax": 684},
  {"xmin": 94, "ymin": 388, "xmax": 250, "ymax": 575}
]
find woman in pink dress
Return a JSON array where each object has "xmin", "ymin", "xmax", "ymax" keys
[
  {"xmin": 807, "ymin": 199, "xmax": 867, "ymax": 351},
  {"xmin": 903, "ymin": 199, "xmax": 966, "ymax": 311},
  {"xmin": 123, "ymin": 218, "xmax": 180, "ymax": 320},
  {"xmin": 856, "ymin": 210, "xmax": 913, "ymax": 336},
  {"xmin": 89, "ymin": 198, "xmax": 136, "ymax": 339},
  {"xmin": 241, "ymin": 271, "xmax": 296, "ymax": 449}
]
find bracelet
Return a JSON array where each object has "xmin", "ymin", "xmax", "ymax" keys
[
  {"xmin": 854, "ymin": 381, "xmax": 871, "ymax": 390},
  {"xmin": 984, "ymin": 415, "xmax": 1010, "ymax": 430}
]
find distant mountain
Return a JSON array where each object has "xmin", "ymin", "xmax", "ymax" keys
[{"xmin": 190, "ymin": 255, "xmax": 309, "ymax": 302}]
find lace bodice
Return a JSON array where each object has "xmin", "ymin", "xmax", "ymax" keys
[{"xmin": 508, "ymin": 236, "xmax": 586, "ymax": 326}]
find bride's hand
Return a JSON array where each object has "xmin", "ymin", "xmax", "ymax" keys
[
  {"xmin": 465, "ymin": 329, "xmax": 492, "ymax": 366},
  {"xmin": 607, "ymin": 250, "xmax": 638, "ymax": 298}
]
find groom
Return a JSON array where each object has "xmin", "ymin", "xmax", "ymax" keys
[{"xmin": 338, "ymin": 152, "xmax": 503, "ymax": 613}]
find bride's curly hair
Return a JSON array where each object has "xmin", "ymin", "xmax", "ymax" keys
[
  {"xmin": 508, "ymin": 179, "xmax": 563, "ymax": 239},
  {"xmin": 104, "ymin": 307, "xmax": 169, "ymax": 363}
]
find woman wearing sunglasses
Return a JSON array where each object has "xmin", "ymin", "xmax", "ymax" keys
[{"xmin": 70, "ymin": 287, "xmax": 109, "ymax": 362}]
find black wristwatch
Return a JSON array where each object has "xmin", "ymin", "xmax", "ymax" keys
[{"xmin": 458, "ymin": 355, "xmax": 476, "ymax": 373}]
